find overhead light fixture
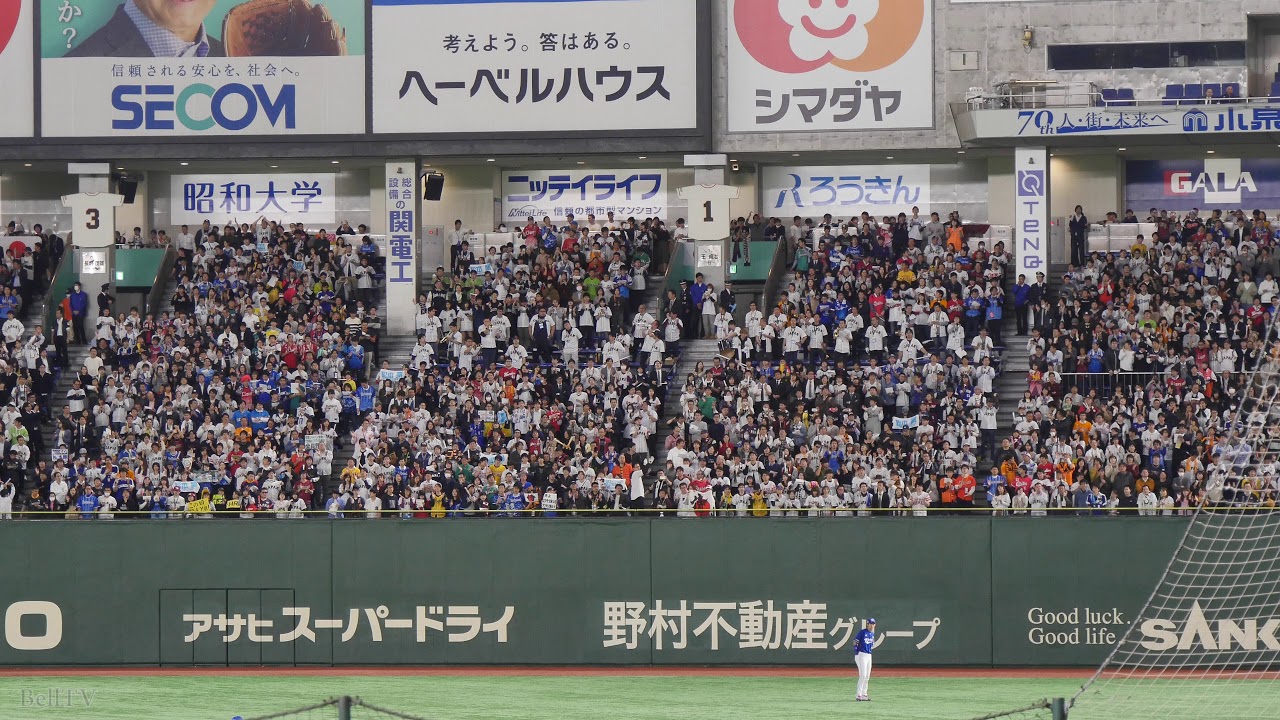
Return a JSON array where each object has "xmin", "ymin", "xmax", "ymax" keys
[
  {"xmin": 885, "ymin": 156, "xmax": 895, "ymax": 160},
  {"xmin": 638, "ymin": 156, "xmax": 647, "ymax": 160},
  {"xmin": 269, "ymin": 165, "xmax": 279, "ymax": 168},
  {"xmin": 957, "ymin": 150, "xmax": 966, "ymax": 155},
  {"xmin": 22, "ymin": 163, "xmax": 31, "ymax": 167},
  {"xmin": 331, "ymin": 160, "xmax": 340, "ymax": 164},
  {"xmin": 792, "ymin": 153, "xmax": 800, "ymax": 157},
  {"xmin": 1206, "ymin": 150, "xmax": 1216, "ymax": 154},
  {"xmin": 116, "ymin": 166, "xmax": 124, "ymax": 170},
  {"xmin": 180, "ymin": 162, "xmax": 189, "ymax": 166},
  {"xmin": 486, "ymin": 158, "xmax": 495, "ymax": 162},
  {"xmin": 1118, "ymin": 147, "xmax": 1127, "ymax": 151}
]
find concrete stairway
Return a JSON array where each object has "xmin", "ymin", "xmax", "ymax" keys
[
  {"xmin": 651, "ymin": 339, "xmax": 720, "ymax": 468},
  {"xmin": 40, "ymin": 344, "xmax": 90, "ymax": 461}
]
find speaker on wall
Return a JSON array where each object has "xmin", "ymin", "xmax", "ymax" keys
[
  {"xmin": 119, "ymin": 179, "xmax": 139, "ymax": 204},
  {"xmin": 422, "ymin": 172, "xmax": 445, "ymax": 201}
]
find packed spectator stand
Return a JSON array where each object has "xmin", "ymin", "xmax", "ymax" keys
[{"xmin": 0, "ymin": 203, "xmax": 1275, "ymax": 520}]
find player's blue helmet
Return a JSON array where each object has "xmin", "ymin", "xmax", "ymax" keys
[{"xmin": 867, "ymin": 618, "xmax": 876, "ymax": 624}]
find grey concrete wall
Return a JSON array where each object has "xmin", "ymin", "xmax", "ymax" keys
[
  {"xmin": 715, "ymin": 0, "xmax": 1273, "ymax": 153},
  {"xmin": 0, "ymin": 172, "xmax": 78, "ymax": 237}
]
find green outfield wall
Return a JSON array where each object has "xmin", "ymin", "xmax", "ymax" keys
[{"xmin": 0, "ymin": 518, "xmax": 1189, "ymax": 666}]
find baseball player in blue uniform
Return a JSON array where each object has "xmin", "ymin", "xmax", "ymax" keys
[{"xmin": 855, "ymin": 618, "xmax": 876, "ymax": 701}]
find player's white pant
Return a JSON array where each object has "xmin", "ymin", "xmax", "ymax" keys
[{"xmin": 855, "ymin": 652, "xmax": 872, "ymax": 697}]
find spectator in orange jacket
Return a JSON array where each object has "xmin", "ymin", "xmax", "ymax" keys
[{"xmin": 954, "ymin": 466, "xmax": 977, "ymax": 511}]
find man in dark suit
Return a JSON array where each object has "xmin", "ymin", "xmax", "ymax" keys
[{"xmin": 66, "ymin": 0, "xmax": 223, "ymax": 58}]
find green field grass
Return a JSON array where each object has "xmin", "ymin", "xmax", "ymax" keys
[
  {"xmin": 0, "ymin": 675, "xmax": 1082, "ymax": 720},
  {"xmin": 1, "ymin": 673, "xmax": 1276, "ymax": 720}
]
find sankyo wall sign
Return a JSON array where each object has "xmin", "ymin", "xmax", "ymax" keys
[
  {"xmin": 39, "ymin": 0, "xmax": 365, "ymax": 138},
  {"xmin": 727, "ymin": 0, "xmax": 934, "ymax": 133},
  {"xmin": 372, "ymin": 0, "xmax": 698, "ymax": 134}
]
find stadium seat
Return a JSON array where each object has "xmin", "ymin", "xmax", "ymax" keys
[
  {"xmin": 1163, "ymin": 85, "xmax": 1184, "ymax": 105},
  {"xmin": 1203, "ymin": 83, "xmax": 1222, "ymax": 99},
  {"xmin": 1116, "ymin": 88, "xmax": 1135, "ymax": 106},
  {"xmin": 1272, "ymin": 82, "xmax": 1280, "ymax": 103},
  {"xmin": 1100, "ymin": 88, "xmax": 1118, "ymax": 106},
  {"xmin": 1223, "ymin": 83, "xmax": 1241, "ymax": 99},
  {"xmin": 1183, "ymin": 84, "xmax": 1203, "ymax": 102}
]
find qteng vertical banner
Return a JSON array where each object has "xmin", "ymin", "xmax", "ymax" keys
[
  {"xmin": 727, "ymin": 0, "xmax": 933, "ymax": 133},
  {"xmin": 39, "ymin": 0, "xmax": 365, "ymax": 137},
  {"xmin": 1014, "ymin": 147, "xmax": 1048, "ymax": 281},
  {"xmin": 372, "ymin": 0, "xmax": 698, "ymax": 134},
  {"xmin": 0, "ymin": 0, "xmax": 34, "ymax": 137}
]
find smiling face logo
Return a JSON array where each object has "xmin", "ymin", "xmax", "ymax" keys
[
  {"xmin": 0, "ymin": 0, "xmax": 20, "ymax": 56},
  {"xmin": 778, "ymin": 0, "xmax": 879, "ymax": 63},
  {"xmin": 734, "ymin": 0, "xmax": 925, "ymax": 73}
]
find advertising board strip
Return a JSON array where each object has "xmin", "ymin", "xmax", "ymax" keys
[
  {"xmin": 170, "ymin": 173, "xmax": 337, "ymax": 227},
  {"xmin": 0, "ymin": 518, "xmax": 1188, "ymax": 667}
]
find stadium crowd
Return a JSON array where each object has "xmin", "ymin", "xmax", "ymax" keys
[{"xmin": 0, "ymin": 204, "xmax": 1274, "ymax": 519}]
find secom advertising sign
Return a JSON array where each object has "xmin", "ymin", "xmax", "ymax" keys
[
  {"xmin": 40, "ymin": 0, "xmax": 365, "ymax": 137},
  {"xmin": 372, "ymin": 0, "xmax": 698, "ymax": 135},
  {"xmin": 726, "ymin": 0, "xmax": 933, "ymax": 133},
  {"xmin": 0, "ymin": 0, "xmax": 34, "ymax": 137},
  {"xmin": 1125, "ymin": 158, "xmax": 1280, "ymax": 212}
]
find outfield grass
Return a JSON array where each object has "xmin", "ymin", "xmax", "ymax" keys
[
  {"xmin": 5, "ymin": 673, "xmax": 1279, "ymax": 720},
  {"xmin": 0, "ymin": 675, "xmax": 1083, "ymax": 720}
]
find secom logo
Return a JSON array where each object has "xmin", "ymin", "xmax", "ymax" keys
[
  {"xmin": 111, "ymin": 83, "xmax": 297, "ymax": 132},
  {"xmin": 733, "ymin": 0, "xmax": 925, "ymax": 74}
]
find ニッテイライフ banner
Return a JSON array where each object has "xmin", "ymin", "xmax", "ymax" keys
[
  {"xmin": 761, "ymin": 165, "xmax": 931, "ymax": 219},
  {"xmin": 170, "ymin": 173, "xmax": 337, "ymax": 227},
  {"xmin": 727, "ymin": 0, "xmax": 933, "ymax": 133},
  {"xmin": 371, "ymin": 0, "xmax": 697, "ymax": 134},
  {"xmin": 1014, "ymin": 148, "xmax": 1048, "ymax": 280},
  {"xmin": 0, "ymin": 0, "xmax": 34, "ymax": 137},
  {"xmin": 40, "ymin": 0, "xmax": 365, "ymax": 137},
  {"xmin": 502, "ymin": 169, "xmax": 667, "ymax": 224}
]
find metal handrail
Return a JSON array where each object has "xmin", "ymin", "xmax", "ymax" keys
[
  {"xmin": 962, "ymin": 87, "xmax": 1263, "ymax": 111},
  {"xmin": 762, "ymin": 237, "xmax": 789, "ymax": 310}
]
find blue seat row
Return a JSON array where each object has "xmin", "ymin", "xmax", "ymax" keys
[{"xmin": 1162, "ymin": 82, "xmax": 1243, "ymax": 104}]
